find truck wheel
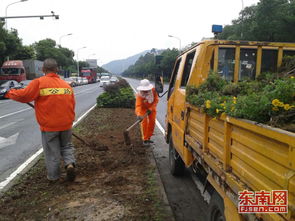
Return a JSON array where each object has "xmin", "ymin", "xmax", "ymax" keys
[
  {"xmin": 208, "ymin": 191, "xmax": 226, "ymax": 221},
  {"xmin": 169, "ymin": 136, "xmax": 185, "ymax": 176}
]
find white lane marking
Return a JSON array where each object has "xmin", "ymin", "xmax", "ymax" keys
[
  {"xmin": 0, "ymin": 107, "xmax": 31, "ymax": 120},
  {"xmin": 156, "ymin": 120, "xmax": 165, "ymax": 135},
  {"xmin": 73, "ymin": 104, "xmax": 96, "ymax": 126},
  {"xmin": 129, "ymin": 83, "xmax": 165, "ymax": 135},
  {"xmin": 0, "ymin": 122, "xmax": 16, "ymax": 130},
  {"xmin": 0, "ymin": 104, "xmax": 97, "ymax": 191},
  {"xmin": 0, "ymin": 149, "xmax": 43, "ymax": 190},
  {"xmin": 0, "ymin": 133, "xmax": 19, "ymax": 150}
]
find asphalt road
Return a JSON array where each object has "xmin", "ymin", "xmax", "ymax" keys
[
  {"xmin": 125, "ymin": 78, "xmax": 208, "ymax": 221},
  {"xmin": 0, "ymin": 82, "xmax": 104, "ymax": 183}
]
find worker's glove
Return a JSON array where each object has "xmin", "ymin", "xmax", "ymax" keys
[
  {"xmin": 0, "ymin": 88, "xmax": 9, "ymax": 98},
  {"xmin": 137, "ymin": 115, "xmax": 144, "ymax": 121},
  {"xmin": 147, "ymin": 109, "xmax": 152, "ymax": 115}
]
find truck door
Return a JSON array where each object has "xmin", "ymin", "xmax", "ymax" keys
[
  {"xmin": 171, "ymin": 50, "xmax": 196, "ymax": 157},
  {"xmin": 167, "ymin": 58, "xmax": 182, "ymax": 129}
]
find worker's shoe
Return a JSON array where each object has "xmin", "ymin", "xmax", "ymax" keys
[
  {"xmin": 66, "ymin": 164, "xmax": 76, "ymax": 182},
  {"xmin": 143, "ymin": 140, "xmax": 150, "ymax": 146}
]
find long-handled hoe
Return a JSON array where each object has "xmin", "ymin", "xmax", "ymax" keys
[
  {"xmin": 123, "ymin": 112, "xmax": 149, "ymax": 145},
  {"xmin": 26, "ymin": 102, "xmax": 108, "ymax": 151}
]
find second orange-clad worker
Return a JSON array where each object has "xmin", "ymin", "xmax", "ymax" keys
[
  {"xmin": 135, "ymin": 79, "xmax": 159, "ymax": 146},
  {"xmin": 2, "ymin": 58, "xmax": 76, "ymax": 182}
]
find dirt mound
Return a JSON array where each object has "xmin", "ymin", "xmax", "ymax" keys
[{"xmin": 0, "ymin": 108, "xmax": 171, "ymax": 220}]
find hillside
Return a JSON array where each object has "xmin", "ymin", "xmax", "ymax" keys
[{"xmin": 102, "ymin": 50, "xmax": 149, "ymax": 74}]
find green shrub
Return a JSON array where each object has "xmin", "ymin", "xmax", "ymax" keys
[
  {"xmin": 225, "ymin": 93, "xmax": 272, "ymax": 123},
  {"xmin": 278, "ymin": 55, "xmax": 295, "ymax": 73},
  {"xmin": 97, "ymin": 80, "xmax": 135, "ymax": 108},
  {"xmin": 186, "ymin": 72, "xmax": 295, "ymax": 129},
  {"xmin": 263, "ymin": 78, "xmax": 295, "ymax": 104},
  {"xmin": 103, "ymin": 78, "xmax": 129, "ymax": 94},
  {"xmin": 198, "ymin": 71, "xmax": 228, "ymax": 92}
]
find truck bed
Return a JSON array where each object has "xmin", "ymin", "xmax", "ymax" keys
[{"xmin": 185, "ymin": 105, "xmax": 295, "ymax": 221}]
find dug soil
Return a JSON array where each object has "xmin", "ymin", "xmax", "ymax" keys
[{"xmin": 0, "ymin": 108, "xmax": 171, "ymax": 221}]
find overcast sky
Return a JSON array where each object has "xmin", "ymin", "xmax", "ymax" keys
[{"xmin": 1, "ymin": 0, "xmax": 259, "ymax": 65}]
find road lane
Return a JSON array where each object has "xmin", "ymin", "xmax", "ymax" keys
[{"xmin": 0, "ymin": 83, "xmax": 103, "ymax": 183}]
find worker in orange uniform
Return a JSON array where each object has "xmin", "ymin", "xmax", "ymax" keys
[
  {"xmin": 135, "ymin": 79, "xmax": 159, "ymax": 146},
  {"xmin": 2, "ymin": 58, "xmax": 76, "ymax": 182}
]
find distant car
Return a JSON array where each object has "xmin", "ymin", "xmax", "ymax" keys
[
  {"xmin": 20, "ymin": 80, "xmax": 31, "ymax": 88},
  {"xmin": 0, "ymin": 80, "xmax": 24, "ymax": 99},
  {"xmin": 99, "ymin": 76, "xmax": 111, "ymax": 87},
  {"xmin": 110, "ymin": 76, "xmax": 119, "ymax": 84},
  {"xmin": 81, "ymin": 77, "xmax": 88, "ymax": 85},
  {"xmin": 64, "ymin": 78, "xmax": 76, "ymax": 87},
  {"xmin": 70, "ymin": 77, "xmax": 81, "ymax": 86}
]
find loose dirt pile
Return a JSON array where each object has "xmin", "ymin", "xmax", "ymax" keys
[{"xmin": 0, "ymin": 108, "xmax": 171, "ymax": 220}]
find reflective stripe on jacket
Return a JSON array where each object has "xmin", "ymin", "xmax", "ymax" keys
[
  {"xmin": 6, "ymin": 73, "xmax": 75, "ymax": 132},
  {"xmin": 135, "ymin": 87, "xmax": 159, "ymax": 116}
]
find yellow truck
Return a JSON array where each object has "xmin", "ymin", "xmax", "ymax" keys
[{"xmin": 155, "ymin": 40, "xmax": 295, "ymax": 221}]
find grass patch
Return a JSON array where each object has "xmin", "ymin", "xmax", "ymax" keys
[{"xmin": 142, "ymin": 166, "xmax": 169, "ymax": 221}]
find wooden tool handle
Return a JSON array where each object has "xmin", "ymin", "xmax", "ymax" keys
[{"xmin": 126, "ymin": 112, "xmax": 149, "ymax": 132}]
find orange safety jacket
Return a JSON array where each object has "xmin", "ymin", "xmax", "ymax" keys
[
  {"xmin": 5, "ymin": 73, "xmax": 75, "ymax": 132},
  {"xmin": 135, "ymin": 88, "xmax": 159, "ymax": 116}
]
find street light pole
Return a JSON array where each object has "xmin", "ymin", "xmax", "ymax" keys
[
  {"xmin": 168, "ymin": 35, "xmax": 181, "ymax": 51},
  {"xmin": 59, "ymin": 33, "xmax": 72, "ymax": 46},
  {"xmin": 241, "ymin": 0, "xmax": 244, "ymax": 38},
  {"xmin": 76, "ymin": 47, "xmax": 86, "ymax": 76},
  {"xmin": 5, "ymin": 0, "xmax": 28, "ymax": 30}
]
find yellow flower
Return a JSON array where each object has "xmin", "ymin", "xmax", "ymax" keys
[
  {"xmin": 205, "ymin": 100, "xmax": 211, "ymax": 109},
  {"xmin": 272, "ymin": 99, "xmax": 280, "ymax": 106},
  {"xmin": 278, "ymin": 102, "xmax": 284, "ymax": 107},
  {"xmin": 216, "ymin": 109, "xmax": 220, "ymax": 114},
  {"xmin": 272, "ymin": 107, "xmax": 279, "ymax": 111},
  {"xmin": 284, "ymin": 104, "xmax": 292, "ymax": 111},
  {"xmin": 233, "ymin": 97, "xmax": 237, "ymax": 104},
  {"xmin": 291, "ymin": 76, "xmax": 294, "ymax": 79}
]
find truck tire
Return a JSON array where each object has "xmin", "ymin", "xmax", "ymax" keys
[
  {"xmin": 207, "ymin": 191, "xmax": 226, "ymax": 221},
  {"xmin": 169, "ymin": 136, "xmax": 185, "ymax": 176}
]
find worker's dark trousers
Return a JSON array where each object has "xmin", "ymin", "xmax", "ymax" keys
[{"xmin": 41, "ymin": 129, "xmax": 76, "ymax": 180}]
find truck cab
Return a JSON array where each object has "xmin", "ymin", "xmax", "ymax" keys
[
  {"xmin": 0, "ymin": 60, "xmax": 26, "ymax": 82},
  {"xmin": 80, "ymin": 68, "xmax": 97, "ymax": 83}
]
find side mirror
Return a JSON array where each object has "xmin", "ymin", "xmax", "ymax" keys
[{"xmin": 155, "ymin": 75, "xmax": 163, "ymax": 94}]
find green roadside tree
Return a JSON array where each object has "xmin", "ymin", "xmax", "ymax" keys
[
  {"xmin": 122, "ymin": 48, "xmax": 178, "ymax": 80},
  {"xmin": 0, "ymin": 23, "xmax": 34, "ymax": 64},
  {"xmin": 219, "ymin": 0, "xmax": 295, "ymax": 42},
  {"xmin": 34, "ymin": 38, "xmax": 75, "ymax": 71},
  {"xmin": 159, "ymin": 48, "xmax": 179, "ymax": 80}
]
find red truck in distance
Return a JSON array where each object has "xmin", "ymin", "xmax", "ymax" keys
[
  {"xmin": 80, "ymin": 68, "xmax": 97, "ymax": 83},
  {"xmin": 0, "ymin": 60, "xmax": 26, "ymax": 82},
  {"xmin": 0, "ymin": 60, "xmax": 43, "ymax": 82}
]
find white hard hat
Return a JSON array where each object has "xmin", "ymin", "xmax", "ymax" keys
[{"xmin": 136, "ymin": 79, "xmax": 153, "ymax": 91}]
